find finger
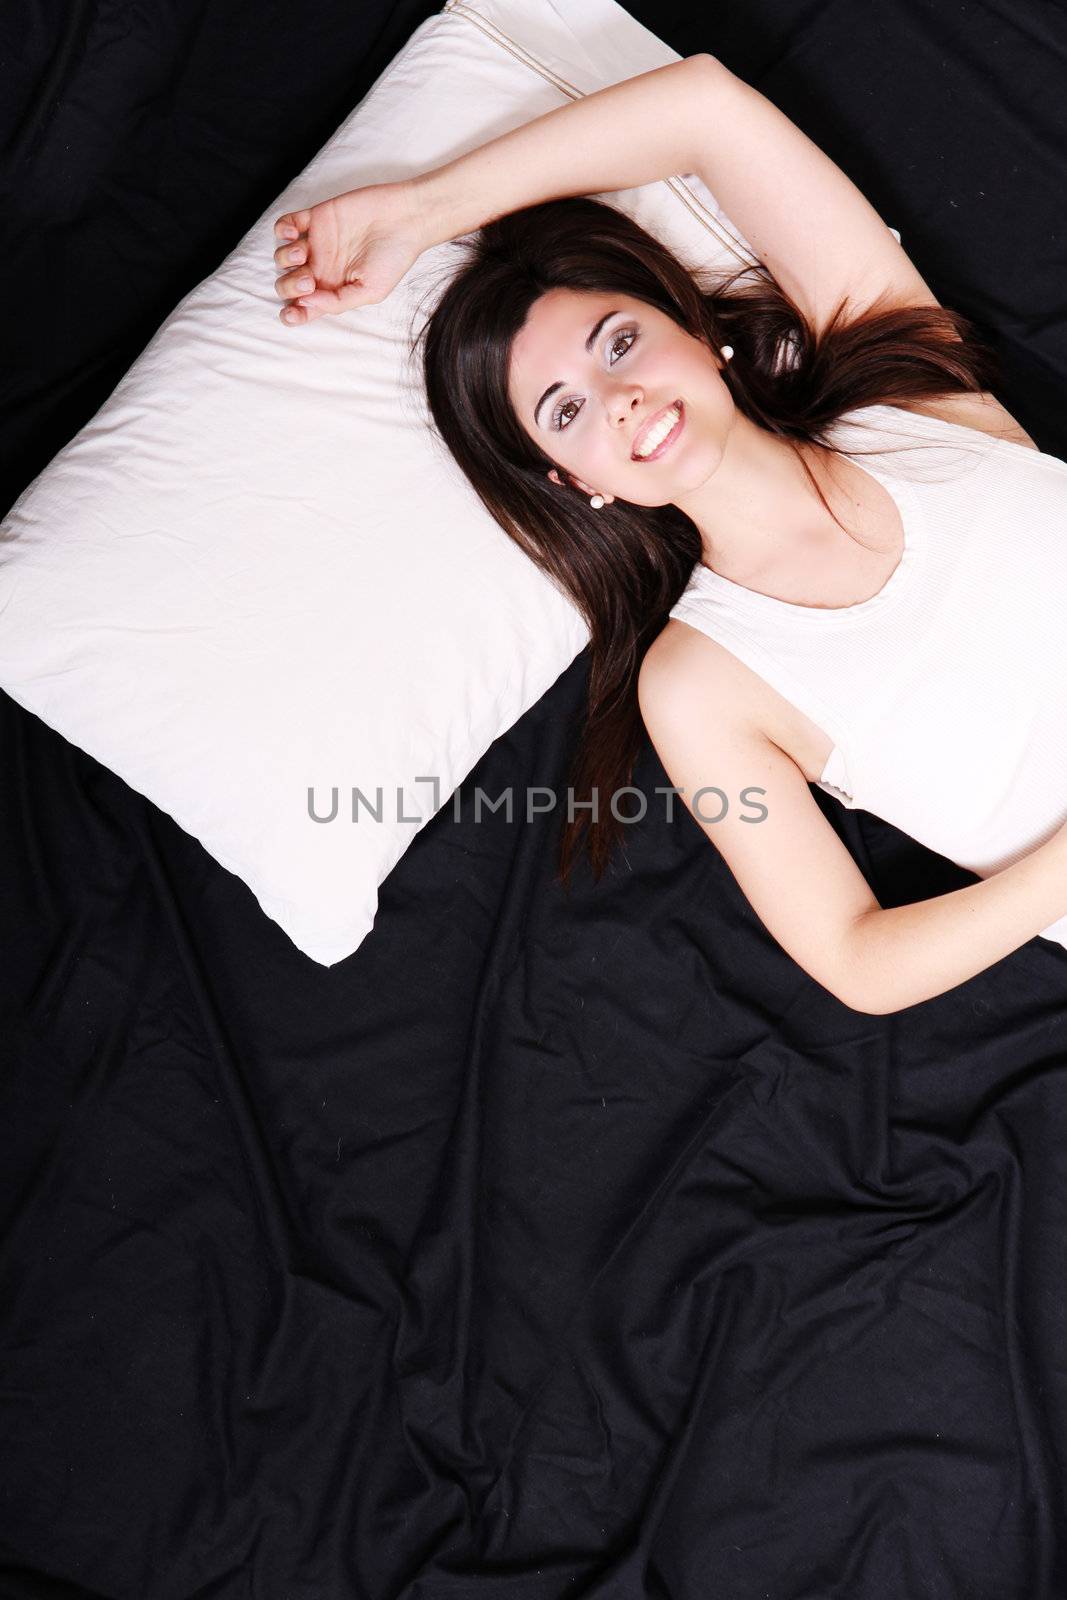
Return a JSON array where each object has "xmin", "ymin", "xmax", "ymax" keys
[
  {"xmin": 280, "ymin": 280, "xmax": 374, "ymax": 326},
  {"xmin": 273, "ymin": 240, "xmax": 307, "ymax": 269},
  {"xmin": 287, "ymin": 287, "xmax": 341, "ymax": 323},
  {"xmin": 274, "ymin": 268, "xmax": 317, "ymax": 301},
  {"xmin": 310, "ymin": 281, "xmax": 379, "ymax": 315},
  {"xmin": 287, "ymin": 295, "xmax": 324, "ymax": 324},
  {"xmin": 273, "ymin": 208, "xmax": 311, "ymax": 242}
]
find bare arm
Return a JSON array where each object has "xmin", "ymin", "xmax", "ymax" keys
[
  {"xmin": 848, "ymin": 848, "xmax": 1067, "ymax": 1014},
  {"xmin": 273, "ymin": 57, "xmax": 712, "ymax": 319},
  {"xmin": 408, "ymin": 56, "xmax": 708, "ymax": 249},
  {"xmin": 639, "ymin": 634, "xmax": 1067, "ymax": 1015},
  {"xmin": 274, "ymin": 53, "xmax": 921, "ymax": 333},
  {"xmin": 406, "ymin": 52, "xmax": 929, "ymax": 337}
]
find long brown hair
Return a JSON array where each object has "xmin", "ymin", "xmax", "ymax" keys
[{"xmin": 414, "ymin": 195, "xmax": 1000, "ymax": 890}]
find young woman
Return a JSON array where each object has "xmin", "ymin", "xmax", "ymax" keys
[{"xmin": 271, "ymin": 54, "xmax": 1067, "ymax": 1015}]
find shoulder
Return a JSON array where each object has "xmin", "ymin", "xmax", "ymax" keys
[
  {"xmin": 638, "ymin": 616, "xmax": 768, "ymax": 736},
  {"xmin": 890, "ymin": 390, "xmax": 1038, "ymax": 451}
]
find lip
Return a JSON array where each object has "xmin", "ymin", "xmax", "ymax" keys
[{"xmin": 631, "ymin": 400, "xmax": 685, "ymax": 462}]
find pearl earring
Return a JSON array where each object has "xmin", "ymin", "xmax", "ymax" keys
[
  {"xmin": 589, "ymin": 493, "xmax": 605, "ymax": 509},
  {"xmin": 721, "ymin": 345, "xmax": 734, "ymax": 361}
]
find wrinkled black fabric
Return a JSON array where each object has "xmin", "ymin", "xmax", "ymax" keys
[{"xmin": 2, "ymin": 3, "xmax": 1067, "ymax": 1597}]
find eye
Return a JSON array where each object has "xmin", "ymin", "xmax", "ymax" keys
[{"xmin": 551, "ymin": 328, "xmax": 638, "ymax": 431}]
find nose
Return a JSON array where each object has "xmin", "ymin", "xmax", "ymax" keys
[{"xmin": 604, "ymin": 385, "xmax": 642, "ymax": 427}]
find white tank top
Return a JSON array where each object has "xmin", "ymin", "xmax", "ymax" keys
[{"xmin": 667, "ymin": 402, "xmax": 1067, "ymax": 951}]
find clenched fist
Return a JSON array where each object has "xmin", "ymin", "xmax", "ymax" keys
[{"xmin": 272, "ymin": 180, "xmax": 429, "ymax": 326}]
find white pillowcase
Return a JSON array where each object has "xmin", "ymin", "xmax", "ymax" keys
[{"xmin": 0, "ymin": 0, "xmax": 772, "ymax": 965}]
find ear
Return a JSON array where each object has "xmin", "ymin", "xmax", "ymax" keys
[
  {"xmin": 548, "ymin": 467, "xmax": 592, "ymax": 491},
  {"xmin": 546, "ymin": 467, "xmax": 615, "ymax": 505}
]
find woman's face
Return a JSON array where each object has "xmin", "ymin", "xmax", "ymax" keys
[{"xmin": 507, "ymin": 287, "xmax": 735, "ymax": 508}]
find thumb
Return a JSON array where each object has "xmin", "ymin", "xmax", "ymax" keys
[{"xmin": 298, "ymin": 281, "xmax": 381, "ymax": 320}]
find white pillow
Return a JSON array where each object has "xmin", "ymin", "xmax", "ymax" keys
[{"xmin": 0, "ymin": 0, "xmax": 767, "ymax": 965}]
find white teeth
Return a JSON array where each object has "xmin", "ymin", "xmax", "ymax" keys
[{"xmin": 634, "ymin": 405, "xmax": 681, "ymax": 458}]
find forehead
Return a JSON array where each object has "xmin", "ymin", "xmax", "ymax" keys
[{"xmin": 508, "ymin": 288, "xmax": 632, "ymax": 397}]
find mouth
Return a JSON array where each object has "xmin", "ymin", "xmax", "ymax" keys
[{"xmin": 631, "ymin": 400, "xmax": 685, "ymax": 462}]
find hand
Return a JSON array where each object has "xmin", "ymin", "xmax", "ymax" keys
[{"xmin": 272, "ymin": 180, "xmax": 428, "ymax": 326}]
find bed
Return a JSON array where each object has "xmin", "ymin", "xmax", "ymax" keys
[{"xmin": 2, "ymin": 1, "xmax": 1066, "ymax": 1595}]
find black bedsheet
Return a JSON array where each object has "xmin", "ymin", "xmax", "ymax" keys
[{"xmin": 2, "ymin": 3, "xmax": 1066, "ymax": 1595}]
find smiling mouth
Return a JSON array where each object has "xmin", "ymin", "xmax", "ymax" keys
[{"xmin": 632, "ymin": 401, "xmax": 685, "ymax": 462}]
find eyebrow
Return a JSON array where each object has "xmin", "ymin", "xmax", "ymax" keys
[{"xmin": 533, "ymin": 309, "xmax": 622, "ymax": 430}]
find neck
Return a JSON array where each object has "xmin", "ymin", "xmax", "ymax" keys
[{"xmin": 674, "ymin": 412, "xmax": 842, "ymax": 578}]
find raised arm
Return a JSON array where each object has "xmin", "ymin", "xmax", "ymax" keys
[
  {"xmin": 275, "ymin": 53, "xmax": 933, "ymax": 334},
  {"xmin": 406, "ymin": 56, "xmax": 709, "ymax": 248},
  {"xmin": 275, "ymin": 57, "xmax": 709, "ymax": 321},
  {"xmin": 409, "ymin": 53, "xmax": 937, "ymax": 337}
]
